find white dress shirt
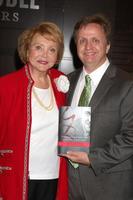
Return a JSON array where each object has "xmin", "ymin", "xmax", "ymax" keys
[{"xmin": 71, "ymin": 58, "xmax": 110, "ymax": 106}]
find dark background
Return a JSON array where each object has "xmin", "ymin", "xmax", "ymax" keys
[{"xmin": 0, "ymin": 0, "xmax": 133, "ymax": 76}]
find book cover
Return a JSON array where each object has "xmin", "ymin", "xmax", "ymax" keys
[{"xmin": 58, "ymin": 106, "xmax": 91, "ymax": 155}]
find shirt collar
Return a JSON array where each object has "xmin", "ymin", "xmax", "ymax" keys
[{"xmin": 82, "ymin": 58, "xmax": 110, "ymax": 85}]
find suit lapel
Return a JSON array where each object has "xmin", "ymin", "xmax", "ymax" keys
[
  {"xmin": 89, "ymin": 65, "xmax": 117, "ymax": 113},
  {"xmin": 67, "ymin": 65, "xmax": 117, "ymax": 111},
  {"xmin": 67, "ymin": 69, "xmax": 82, "ymax": 105}
]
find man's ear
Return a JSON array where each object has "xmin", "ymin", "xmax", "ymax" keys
[{"xmin": 106, "ymin": 43, "xmax": 110, "ymax": 54}]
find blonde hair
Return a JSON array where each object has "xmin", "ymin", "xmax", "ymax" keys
[{"xmin": 18, "ymin": 22, "xmax": 64, "ymax": 64}]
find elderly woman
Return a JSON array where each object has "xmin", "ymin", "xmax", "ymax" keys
[{"xmin": 0, "ymin": 22, "xmax": 69, "ymax": 200}]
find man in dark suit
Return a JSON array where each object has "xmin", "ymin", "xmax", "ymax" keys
[{"xmin": 63, "ymin": 14, "xmax": 133, "ymax": 200}]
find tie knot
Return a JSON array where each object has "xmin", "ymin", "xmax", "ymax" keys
[{"xmin": 85, "ymin": 75, "xmax": 91, "ymax": 86}]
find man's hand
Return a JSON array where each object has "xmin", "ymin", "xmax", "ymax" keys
[{"xmin": 62, "ymin": 151, "xmax": 90, "ymax": 165}]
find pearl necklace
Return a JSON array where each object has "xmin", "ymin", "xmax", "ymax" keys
[{"xmin": 33, "ymin": 77, "xmax": 54, "ymax": 111}]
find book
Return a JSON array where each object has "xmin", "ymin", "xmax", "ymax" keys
[{"xmin": 58, "ymin": 106, "xmax": 91, "ymax": 155}]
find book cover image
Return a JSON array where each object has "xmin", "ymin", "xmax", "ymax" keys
[{"xmin": 58, "ymin": 106, "xmax": 91, "ymax": 155}]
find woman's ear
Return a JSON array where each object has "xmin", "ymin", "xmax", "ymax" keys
[{"xmin": 26, "ymin": 50, "xmax": 29, "ymax": 62}]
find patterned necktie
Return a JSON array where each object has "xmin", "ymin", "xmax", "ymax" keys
[
  {"xmin": 78, "ymin": 75, "xmax": 91, "ymax": 106},
  {"xmin": 70, "ymin": 75, "xmax": 91, "ymax": 169}
]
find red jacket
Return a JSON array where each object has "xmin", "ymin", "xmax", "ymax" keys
[{"xmin": 0, "ymin": 65, "xmax": 68, "ymax": 200}]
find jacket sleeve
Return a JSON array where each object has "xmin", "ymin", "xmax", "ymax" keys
[{"xmin": 89, "ymin": 83, "xmax": 133, "ymax": 175}]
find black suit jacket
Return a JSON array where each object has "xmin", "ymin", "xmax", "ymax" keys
[{"xmin": 67, "ymin": 65, "xmax": 133, "ymax": 200}]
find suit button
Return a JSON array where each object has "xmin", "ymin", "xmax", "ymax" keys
[{"xmin": 101, "ymin": 169, "xmax": 105, "ymax": 173}]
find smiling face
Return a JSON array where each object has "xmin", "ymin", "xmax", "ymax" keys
[
  {"xmin": 27, "ymin": 33, "xmax": 58, "ymax": 74},
  {"xmin": 76, "ymin": 23, "xmax": 110, "ymax": 73}
]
